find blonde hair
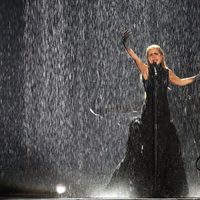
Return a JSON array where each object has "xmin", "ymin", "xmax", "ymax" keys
[{"xmin": 146, "ymin": 44, "xmax": 167, "ymax": 69}]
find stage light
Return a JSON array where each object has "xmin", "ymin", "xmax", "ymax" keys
[{"xmin": 56, "ymin": 183, "xmax": 66, "ymax": 194}]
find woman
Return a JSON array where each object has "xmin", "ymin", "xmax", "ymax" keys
[{"xmin": 107, "ymin": 31, "xmax": 200, "ymax": 197}]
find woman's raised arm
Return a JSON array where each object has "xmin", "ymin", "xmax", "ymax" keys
[{"xmin": 123, "ymin": 31, "xmax": 148, "ymax": 80}]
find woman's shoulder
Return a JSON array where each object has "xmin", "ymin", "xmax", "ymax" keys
[
  {"xmin": 165, "ymin": 66, "xmax": 170, "ymax": 70},
  {"xmin": 163, "ymin": 66, "xmax": 170, "ymax": 73}
]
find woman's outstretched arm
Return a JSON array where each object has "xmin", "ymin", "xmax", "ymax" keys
[
  {"xmin": 169, "ymin": 68, "xmax": 200, "ymax": 86},
  {"xmin": 123, "ymin": 31, "xmax": 148, "ymax": 80}
]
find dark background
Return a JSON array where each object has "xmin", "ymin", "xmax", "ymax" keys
[{"xmin": 0, "ymin": 0, "xmax": 200, "ymax": 197}]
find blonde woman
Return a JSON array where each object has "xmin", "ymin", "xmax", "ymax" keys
[{"xmin": 107, "ymin": 31, "xmax": 200, "ymax": 197}]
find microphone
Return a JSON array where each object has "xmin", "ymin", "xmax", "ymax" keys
[
  {"xmin": 153, "ymin": 62, "xmax": 157, "ymax": 76},
  {"xmin": 154, "ymin": 66, "xmax": 157, "ymax": 76}
]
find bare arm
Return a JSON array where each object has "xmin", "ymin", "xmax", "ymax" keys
[
  {"xmin": 122, "ymin": 31, "xmax": 148, "ymax": 80},
  {"xmin": 169, "ymin": 68, "xmax": 199, "ymax": 86},
  {"xmin": 125, "ymin": 47, "xmax": 148, "ymax": 79}
]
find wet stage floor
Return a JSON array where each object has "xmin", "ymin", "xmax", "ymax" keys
[{"xmin": 4, "ymin": 198, "xmax": 200, "ymax": 200}]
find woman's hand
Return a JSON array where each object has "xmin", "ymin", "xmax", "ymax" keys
[
  {"xmin": 122, "ymin": 30, "xmax": 132, "ymax": 49},
  {"xmin": 195, "ymin": 71, "xmax": 200, "ymax": 81}
]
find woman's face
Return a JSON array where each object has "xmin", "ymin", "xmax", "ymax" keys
[{"xmin": 147, "ymin": 48, "xmax": 163, "ymax": 65}]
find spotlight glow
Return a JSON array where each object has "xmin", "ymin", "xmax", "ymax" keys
[
  {"xmin": 90, "ymin": 187, "xmax": 133, "ymax": 198},
  {"xmin": 56, "ymin": 184, "xmax": 66, "ymax": 194}
]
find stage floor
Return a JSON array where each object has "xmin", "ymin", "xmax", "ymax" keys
[{"xmin": 4, "ymin": 198, "xmax": 200, "ymax": 200}]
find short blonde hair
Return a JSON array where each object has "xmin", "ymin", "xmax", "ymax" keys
[{"xmin": 146, "ymin": 44, "xmax": 167, "ymax": 68}]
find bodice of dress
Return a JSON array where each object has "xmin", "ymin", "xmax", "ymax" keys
[{"xmin": 141, "ymin": 63, "xmax": 170, "ymax": 125}]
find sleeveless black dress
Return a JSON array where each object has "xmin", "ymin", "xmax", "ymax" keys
[{"xmin": 107, "ymin": 64, "xmax": 188, "ymax": 197}]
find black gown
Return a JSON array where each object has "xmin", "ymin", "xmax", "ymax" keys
[{"xmin": 107, "ymin": 63, "xmax": 188, "ymax": 197}]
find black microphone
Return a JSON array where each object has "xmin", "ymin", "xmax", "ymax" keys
[
  {"xmin": 152, "ymin": 62, "xmax": 158, "ymax": 76},
  {"xmin": 154, "ymin": 66, "xmax": 157, "ymax": 76}
]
